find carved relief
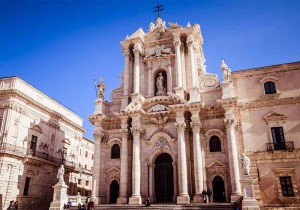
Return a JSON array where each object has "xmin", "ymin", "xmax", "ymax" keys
[
  {"xmin": 144, "ymin": 44, "xmax": 174, "ymax": 61},
  {"xmin": 153, "ymin": 138, "xmax": 171, "ymax": 151}
]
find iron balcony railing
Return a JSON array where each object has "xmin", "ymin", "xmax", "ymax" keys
[{"xmin": 266, "ymin": 141, "xmax": 294, "ymax": 152}]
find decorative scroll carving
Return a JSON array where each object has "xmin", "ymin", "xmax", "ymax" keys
[
  {"xmin": 148, "ymin": 104, "xmax": 170, "ymax": 112},
  {"xmin": 153, "ymin": 138, "xmax": 170, "ymax": 151},
  {"xmin": 105, "ymin": 167, "xmax": 120, "ymax": 182}
]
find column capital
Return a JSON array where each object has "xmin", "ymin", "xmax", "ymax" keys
[
  {"xmin": 173, "ymin": 39, "xmax": 181, "ymax": 47},
  {"xmin": 190, "ymin": 121, "xmax": 202, "ymax": 133},
  {"xmin": 93, "ymin": 131, "xmax": 105, "ymax": 140},
  {"xmin": 130, "ymin": 127, "xmax": 144, "ymax": 136},
  {"xmin": 148, "ymin": 164, "xmax": 155, "ymax": 168},
  {"xmin": 122, "ymin": 49, "xmax": 130, "ymax": 57},
  {"xmin": 175, "ymin": 122, "xmax": 186, "ymax": 131},
  {"xmin": 120, "ymin": 129, "xmax": 129, "ymax": 138},
  {"xmin": 224, "ymin": 118, "xmax": 236, "ymax": 129},
  {"xmin": 133, "ymin": 42, "xmax": 143, "ymax": 54}
]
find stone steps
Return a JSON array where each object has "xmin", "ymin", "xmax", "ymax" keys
[{"xmin": 90, "ymin": 203, "xmax": 234, "ymax": 210}]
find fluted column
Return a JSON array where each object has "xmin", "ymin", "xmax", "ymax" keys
[
  {"xmin": 117, "ymin": 128, "xmax": 129, "ymax": 204},
  {"xmin": 129, "ymin": 127, "xmax": 143, "ymax": 204},
  {"xmin": 172, "ymin": 162, "xmax": 178, "ymax": 203},
  {"xmin": 175, "ymin": 122, "xmax": 190, "ymax": 204},
  {"xmin": 190, "ymin": 121, "xmax": 204, "ymax": 202},
  {"xmin": 225, "ymin": 118, "xmax": 242, "ymax": 199},
  {"xmin": 167, "ymin": 64, "xmax": 172, "ymax": 92},
  {"xmin": 133, "ymin": 43, "xmax": 142, "ymax": 97},
  {"xmin": 173, "ymin": 35, "xmax": 184, "ymax": 98},
  {"xmin": 121, "ymin": 49, "xmax": 130, "ymax": 109},
  {"xmin": 187, "ymin": 37, "xmax": 196, "ymax": 87},
  {"xmin": 149, "ymin": 164, "xmax": 155, "ymax": 202},
  {"xmin": 91, "ymin": 131, "xmax": 104, "ymax": 204}
]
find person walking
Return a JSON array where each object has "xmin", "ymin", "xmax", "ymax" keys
[{"xmin": 202, "ymin": 189, "xmax": 207, "ymax": 203}]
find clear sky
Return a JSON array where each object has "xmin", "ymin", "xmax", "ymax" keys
[{"xmin": 1, "ymin": 0, "xmax": 300, "ymax": 139}]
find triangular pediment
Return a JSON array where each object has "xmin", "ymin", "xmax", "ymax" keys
[
  {"xmin": 105, "ymin": 167, "xmax": 120, "ymax": 174},
  {"xmin": 207, "ymin": 160, "xmax": 227, "ymax": 168},
  {"xmin": 263, "ymin": 111, "xmax": 287, "ymax": 122},
  {"xmin": 128, "ymin": 28, "xmax": 145, "ymax": 40}
]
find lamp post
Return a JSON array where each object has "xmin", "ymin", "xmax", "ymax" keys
[{"xmin": 58, "ymin": 147, "xmax": 67, "ymax": 165}]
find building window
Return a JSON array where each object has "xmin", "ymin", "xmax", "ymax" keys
[
  {"xmin": 85, "ymin": 151, "xmax": 88, "ymax": 158},
  {"xmin": 264, "ymin": 81, "xmax": 276, "ymax": 94},
  {"xmin": 111, "ymin": 144, "xmax": 120, "ymax": 159},
  {"xmin": 23, "ymin": 177, "xmax": 31, "ymax": 196},
  {"xmin": 280, "ymin": 176, "xmax": 294, "ymax": 196},
  {"xmin": 30, "ymin": 135, "xmax": 38, "ymax": 155},
  {"xmin": 86, "ymin": 181, "xmax": 89, "ymax": 186},
  {"xmin": 209, "ymin": 136, "xmax": 221, "ymax": 152},
  {"xmin": 271, "ymin": 127, "xmax": 286, "ymax": 150},
  {"xmin": 92, "ymin": 154, "xmax": 94, "ymax": 160},
  {"xmin": 78, "ymin": 179, "xmax": 82, "ymax": 185}
]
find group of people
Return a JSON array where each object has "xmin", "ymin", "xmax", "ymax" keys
[
  {"xmin": 7, "ymin": 200, "xmax": 18, "ymax": 210},
  {"xmin": 77, "ymin": 199, "xmax": 95, "ymax": 210},
  {"xmin": 201, "ymin": 188, "xmax": 213, "ymax": 203}
]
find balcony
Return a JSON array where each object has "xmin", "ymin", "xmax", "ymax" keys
[
  {"xmin": 266, "ymin": 141, "xmax": 294, "ymax": 152},
  {"xmin": 0, "ymin": 143, "xmax": 27, "ymax": 157}
]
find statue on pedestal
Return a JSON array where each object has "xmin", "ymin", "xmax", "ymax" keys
[
  {"xmin": 57, "ymin": 164, "xmax": 65, "ymax": 183},
  {"xmin": 94, "ymin": 77, "xmax": 106, "ymax": 99},
  {"xmin": 240, "ymin": 153, "xmax": 251, "ymax": 176},
  {"xmin": 220, "ymin": 59, "xmax": 231, "ymax": 82}
]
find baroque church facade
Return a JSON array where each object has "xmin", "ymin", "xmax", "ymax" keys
[{"xmin": 90, "ymin": 18, "xmax": 300, "ymax": 207}]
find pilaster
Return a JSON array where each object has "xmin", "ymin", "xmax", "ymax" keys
[
  {"xmin": 132, "ymin": 42, "xmax": 142, "ymax": 100},
  {"xmin": 173, "ymin": 35, "xmax": 184, "ymax": 98},
  {"xmin": 121, "ymin": 49, "xmax": 130, "ymax": 109}
]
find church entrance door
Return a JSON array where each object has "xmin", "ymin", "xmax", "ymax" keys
[
  {"xmin": 212, "ymin": 176, "xmax": 226, "ymax": 202},
  {"xmin": 154, "ymin": 153, "xmax": 174, "ymax": 203},
  {"xmin": 109, "ymin": 180, "xmax": 119, "ymax": 203}
]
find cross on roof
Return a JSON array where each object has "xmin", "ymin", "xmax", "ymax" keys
[{"xmin": 153, "ymin": 2, "xmax": 164, "ymax": 18}]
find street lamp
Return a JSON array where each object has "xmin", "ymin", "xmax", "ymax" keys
[{"xmin": 57, "ymin": 147, "xmax": 67, "ymax": 164}]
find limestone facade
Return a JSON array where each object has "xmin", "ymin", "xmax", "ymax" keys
[
  {"xmin": 89, "ymin": 18, "xmax": 300, "ymax": 208},
  {"xmin": 0, "ymin": 77, "xmax": 94, "ymax": 210}
]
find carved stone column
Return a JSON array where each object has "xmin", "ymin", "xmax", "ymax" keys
[
  {"xmin": 149, "ymin": 164, "xmax": 155, "ymax": 203},
  {"xmin": 175, "ymin": 121, "xmax": 190, "ymax": 204},
  {"xmin": 187, "ymin": 36, "xmax": 199, "ymax": 102},
  {"xmin": 117, "ymin": 128, "xmax": 129, "ymax": 204},
  {"xmin": 91, "ymin": 131, "xmax": 104, "ymax": 204},
  {"xmin": 173, "ymin": 35, "xmax": 184, "ymax": 98},
  {"xmin": 132, "ymin": 43, "xmax": 142, "ymax": 100},
  {"xmin": 225, "ymin": 118, "xmax": 242, "ymax": 201},
  {"xmin": 129, "ymin": 127, "xmax": 143, "ymax": 204},
  {"xmin": 147, "ymin": 65, "xmax": 153, "ymax": 97},
  {"xmin": 190, "ymin": 121, "xmax": 204, "ymax": 202},
  {"xmin": 121, "ymin": 49, "xmax": 130, "ymax": 109},
  {"xmin": 167, "ymin": 63, "xmax": 172, "ymax": 93}
]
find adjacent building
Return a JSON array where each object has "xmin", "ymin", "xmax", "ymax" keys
[
  {"xmin": 0, "ymin": 77, "xmax": 94, "ymax": 210},
  {"xmin": 89, "ymin": 17, "xmax": 300, "ymax": 208}
]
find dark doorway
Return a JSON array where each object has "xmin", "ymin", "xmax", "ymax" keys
[
  {"xmin": 154, "ymin": 153, "xmax": 174, "ymax": 203},
  {"xmin": 212, "ymin": 176, "xmax": 226, "ymax": 202},
  {"xmin": 109, "ymin": 180, "xmax": 119, "ymax": 204}
]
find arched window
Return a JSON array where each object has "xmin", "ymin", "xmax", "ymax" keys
[
  {"xmin": 111, "ymin": 144, "xmax": 120, "ymax": 159},
  {"xmin": 264, "ymin": 81, "xmax": 276, "ymax": 94},
  {"xmin": 209, "ymin": 136, "xmax": 221, "ymax": 152}
]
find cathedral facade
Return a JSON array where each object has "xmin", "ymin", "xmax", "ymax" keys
[{"xmin": 89, "ymin": 18, "xmax": 300, "ymax": 207}]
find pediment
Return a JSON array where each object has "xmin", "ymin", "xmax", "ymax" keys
[
  {"xmin": 143, "ymin": 94, "xmax": 187, "ymax": 113},
  {"xmin": 263, "ymin": 112, "xmax": 287, "ymax": 122},
  {"xmin": 105, "ymin": 167, "xmax": 120, "ymax": 174},
  {"xmin": 207, "ymin": 160, "xmax": 227, "ymax": 168},
  {"xmin": 128, "ymin": 28, "xmax": 145, "ymax": 40},
  {"xmin": 123, "ymin": 94, "xmax": 146, "ymax": 112}
]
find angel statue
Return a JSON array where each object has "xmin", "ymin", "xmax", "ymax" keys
[{"xmin": 220, "ymin": 59, "xmax": 231, "ymax": 82}]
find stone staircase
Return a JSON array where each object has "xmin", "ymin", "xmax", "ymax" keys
[{"xmin": 92, "ymin": 203, "xmax": 234, "ymax": 210}]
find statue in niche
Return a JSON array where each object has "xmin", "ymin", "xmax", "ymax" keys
[
  {"xmin": 156, "ymin": 73, "xmax": 166, "ymax": 96},
  {"xmin": 57, "ymin": 164, "xmax": 65, "ymax": 183},
  {"xmin": 240, "ymin": 153, "xmax": 251, "ymax": 176}
]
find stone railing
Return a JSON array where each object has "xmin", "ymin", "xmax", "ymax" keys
[{"xmin": 266, "ymin": 141, "xmax": 294, "ymax": 152}]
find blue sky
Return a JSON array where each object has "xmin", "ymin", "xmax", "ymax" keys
[{"xmin": 1, "ymin": 0, "xmax": 300, "ymax": 139}]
